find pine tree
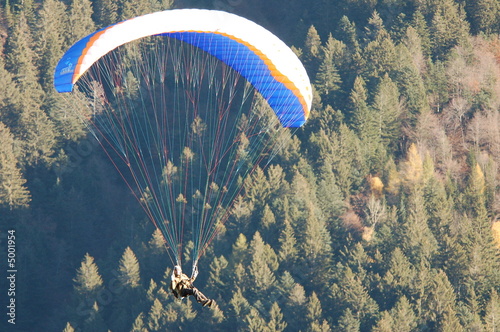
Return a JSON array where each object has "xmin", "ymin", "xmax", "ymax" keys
[
  {"xmin": 0, "ymin": 122, "xmax": 30, "ymax": 209},
  {"xmin": 118, "ymin": 246, "xmax": 141, "ymax": 288},
  {"xmin": 62, "ymin": 322, "xmax": 76, "ymax": 332},
  {"xmin": 248, "ymin": 232, "xmax": 277, "ymax": 294},
  {"xmin": 331, "ymin": 265, "xmax": 379, "ymax": 329},
  {"xmin": 118, "ymin": 0, "xmax": 153, "ymax": 21},
  {"xmin": 364, "ymin": 10, "xmax": 385, "ymax": 42},
  {"xmin": 464, "ymin": 163, "xmax": 488, "ymax": 219},
  {"xmin": 0, "ymin": 56, "xmax": 21, "ymax": 127},
  {"xmin": 363, "ymin": 26, "xmax": 397, "ymax": 81},
  {"xmin": 465, "ymin": 0, "xmax": 500, "ymax": 34},
  {"xmin": 337, "ymin": 16, "xmax": 360, "ymax": 52},
  {"xmin": 303, "ymin": 25, "xmax": 322, "ymax": 74},
  {"xmin": 315, "ymin": 34, "xmax": 342, "ymax": 98},
  {"xmin": 423, "ymin": 270, "xmax": 460, "ymax": 330},
  {"xmin": 5, "ymin": 11, "xmax": 57, "ymax": 166},
  {"xmin": 268, "ymin": 302, "xmax": 287, "ymax": 332},
  {"xmin": 484, "ymin": 289, "xmax": 500, "ymax": 331},
  {"xmin": 207, "ymin": 255, "xmax": 228, "ymax": 291},
  {"xmin": 130, "ymin": 312, "xmax": 147, "ymax": 332},
  {"xmin": 401, "ymin": 187, "xmax": 438, "ymax": 267},
  {"xmin": 73, "ymin": 253, "xmax": 103, "ymax": 298},
  {"xmin": 244, "ymin": 306, "xmax": 267, "ymax": 331},
  {"xmin": 67, "ymin": 0, "xmax": 95, "ymax": 44},
  {"xmin": 301, "ymin": 201, "xmax": 332, "ymax": 287},
  {"xmin": 35, "ymin": 0, "xmax": 67, "ymax": 90},
  {"xmin": 148, "ymin": 228, "xmax": 166, "ymax": 255},
  {"xmin": 229, "ymin": 287, "xmax": 251, "ymax": 318},
  {"xmin": 349, "ymin": 76, "xmax": 375, "ymax": 141},
  {"xmin": 93, "ymin": 0, "xmax": 118, "ymax": 27},
  {"xmin": 372, "ymin": 74, "xmax": 402, "ymax": 150},
  {"xmin": 429, "ymin": 0, "xmax": 470, "ymax": 60},
  {"xmin": 260, "ymin": 204, "xmax": 277, "ymax": 231},
  {"xmin": 147, "ymin": 298, "xmax": 165, "ymax": 331},
  {"xmin": 316, "ymin": 163, "xmax": 345, "ymax": 221},
  {"xmin": 411, "ymin": 10, "xmax": 432, "ymax": 57},
  {"xmin": 382, "ymin": 248, "xmax": 415, "ymax": 307},
  {"xmin": 336, "ymin": 308, "xmax": 361, "ymax": 332},
  {"xmin": 390, "ymin": 296, "xmax": 417, "ymax": 332},
  {"xmin": 278, "ymin": 218, "xmax": 298, "ymax": 264},
  {"xmin": 372, "ymin": 311, "xmax": 393, "ymax": 332},
  {"xmin": 231, "ymin": 233, "xmax": 248, "ymax": 267},
  {"xmin": 393, "ymin": 42, "xmax": 428, "ymax": 123},
  {"xmin": 306, "ymin": 292, "xmax": 332, "ymax": 331}
]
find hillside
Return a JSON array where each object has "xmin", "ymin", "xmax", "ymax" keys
[{"xmin": 1, "ymin": 0, "xmax": 500, "ymax": 331}]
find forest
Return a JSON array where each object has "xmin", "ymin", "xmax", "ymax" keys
[{"xmin": 1, "ymin": 0, "xmax": 500, "ymax": 331}]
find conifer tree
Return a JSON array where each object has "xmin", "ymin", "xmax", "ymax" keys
[
  {"xmin": 5, "ymin": 11, "xmax": 57, "ymax": 165},
  {"xmin": 231, "ymin": 233, "xmax": 248, "ymax": 266},
  {"xmin": 248, "ymin": 232, "xmax": 277, "ymax": 294},
  {"xmin": 484, "ymin": 289, "xmax": 500, "ymax": 331},
  {"xmin": 148, "ymin": 298, "xmax": 165, "ymax": 331},
  {"xmin": 303, "ymin": 25, "xmax": 322, "ymax": 75},
  {"xmin": 364, "ymin": 11, "xmax": 385, "ymax": 42},
  {"xmin": 207, "ymin": 255, "xmax": 228, "ymax": 291},
  {"xmin": 390, "ymin": 296, "xmax": 417, "ymax": 332},
  {"xmin": 62, "ymin": 322, "xmax": 76, "ymax": 332},
  {"xmin": 93, "ymin": 0, "xmax": 118, "ymax": 27},
  {"xmin": 337, "ymin": 16, "xmax": 360, "ymax": 52},
  {"xmin": 336, "ymin": 308, "xmax": 361, "ymax": 332},
  {"xmin": 331, "ymin": 265, "xmax": 379, "ymax": 329},
  {"xmin": 260, "ymin": 204, "xmax": 277, "ymax": 231},
  {"xmin": 35, "ymin": 0, "xmax": 67, "ymax": 90},
  {"xmin": 130, "ymin": 312, "xmax": 147, "ymax": 332},
  {"xmin": 349, "ymin": 76, "xmax": 375, "ymax": 141},
  {"xmin": 363, "ymin": 25, "xmax": 397, "ymax": 81},
  {"xmin": 423, "ymin": 270, "xmax": 460, "ymax": 330},
  {"xmin": 229, "ymin": 287, "xmax": 251, "ymax": 318},
  {"xmin": 464, "ymin": 163, "xmax": 488, "ymax": 219},
  {"xmin": 6, "ymin": 10, "xmax": 41, "ymax": 98},
  {"xmin": 316, "ymin": 163, "xmax": 344, "ymax": 221},
  {"xmin": 0, "ymin": 122, "xmax": 30, "ymax": 209},
  {"xmin": 382, "ymin": 248, "xmax": 415, "ymax": 307},
  {"xmin": 301, "ymin": 201, "xmax": 332, "ymax": 287},
  {"xmin": 393, "ymin": 43, "xmax": 428, "ymax": 123},
  {"xmin": 429, "ymin": 0, "xmax": 470, "ymax": 59},
  {"xmin": 401, "ymin": 187, "xmax": 438, "ymax": 267},
  {"xmin": 465, "ymin": 0, "xmax": 500, "ymax": 34},
  {"xmin": 372, "ymin": 74, "xmax": 402, "ymax": 150},
  {"xmin": 148, "ymin": 228, "xmax": 166, "ymax": 255},
  {"xmin": 0, "ymin": 56, "xmax": 20, "ymax": 127},
  {"xmin": 118, "ymin": 246, "xmax": 141, "ymax": 288},
  {"xmin": 73, "ymin": 253, "xmax": 103, "ymax": 298},
  {"xmin": 306, "ymin": 292, "xmax": 332, "ymax": 331},
  {"xmin": 278, "ymin": 218, "xmax": 298, "ymax": 264},
  {"xmin": 315, "ymin": 34, "xmax": 342, "ymax": 98},
  {"xmin": 244, "ymin": 307, "xmax": 267, "ymax": 331},
  {"xmin": 118, "ymin": 0, "xmax": 153, "ymax": 21},
  {"xmin": 67, "ymin": 0, "xmax": 95, "ymax": 44},
  {"xmin": 411, "ymin": 10, "xmax": 432, "ymax": 57},
  {"xmin": 268, "ymin": 302, "xmax": 287, "ymax": 332}
]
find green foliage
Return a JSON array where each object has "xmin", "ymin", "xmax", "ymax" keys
[{"xmin": 2, "ymin": 1, "xmax": 500, "ymax": 331}]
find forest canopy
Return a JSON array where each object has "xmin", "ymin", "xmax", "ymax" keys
[{"xmin": 1, "ymin": 0, "xmax": 500, "ymax": 331}]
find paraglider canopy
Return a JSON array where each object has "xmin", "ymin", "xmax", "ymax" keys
[
  {"xmin": 54, "ymin": 9, "xmax": 312, "ymax": 268},
  {"xmin": 54, "ymin": 9, "xmax": 312, "ymax": 127}
]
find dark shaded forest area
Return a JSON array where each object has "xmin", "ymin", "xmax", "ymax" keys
[{"xmin": 1, "ymin": 0, "xmax": 500, "ymax": 331}]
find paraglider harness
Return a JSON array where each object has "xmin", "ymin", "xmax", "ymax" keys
[{"xmin": 170, "ymin": 262, "xmax": 214, "ymax": 307}]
